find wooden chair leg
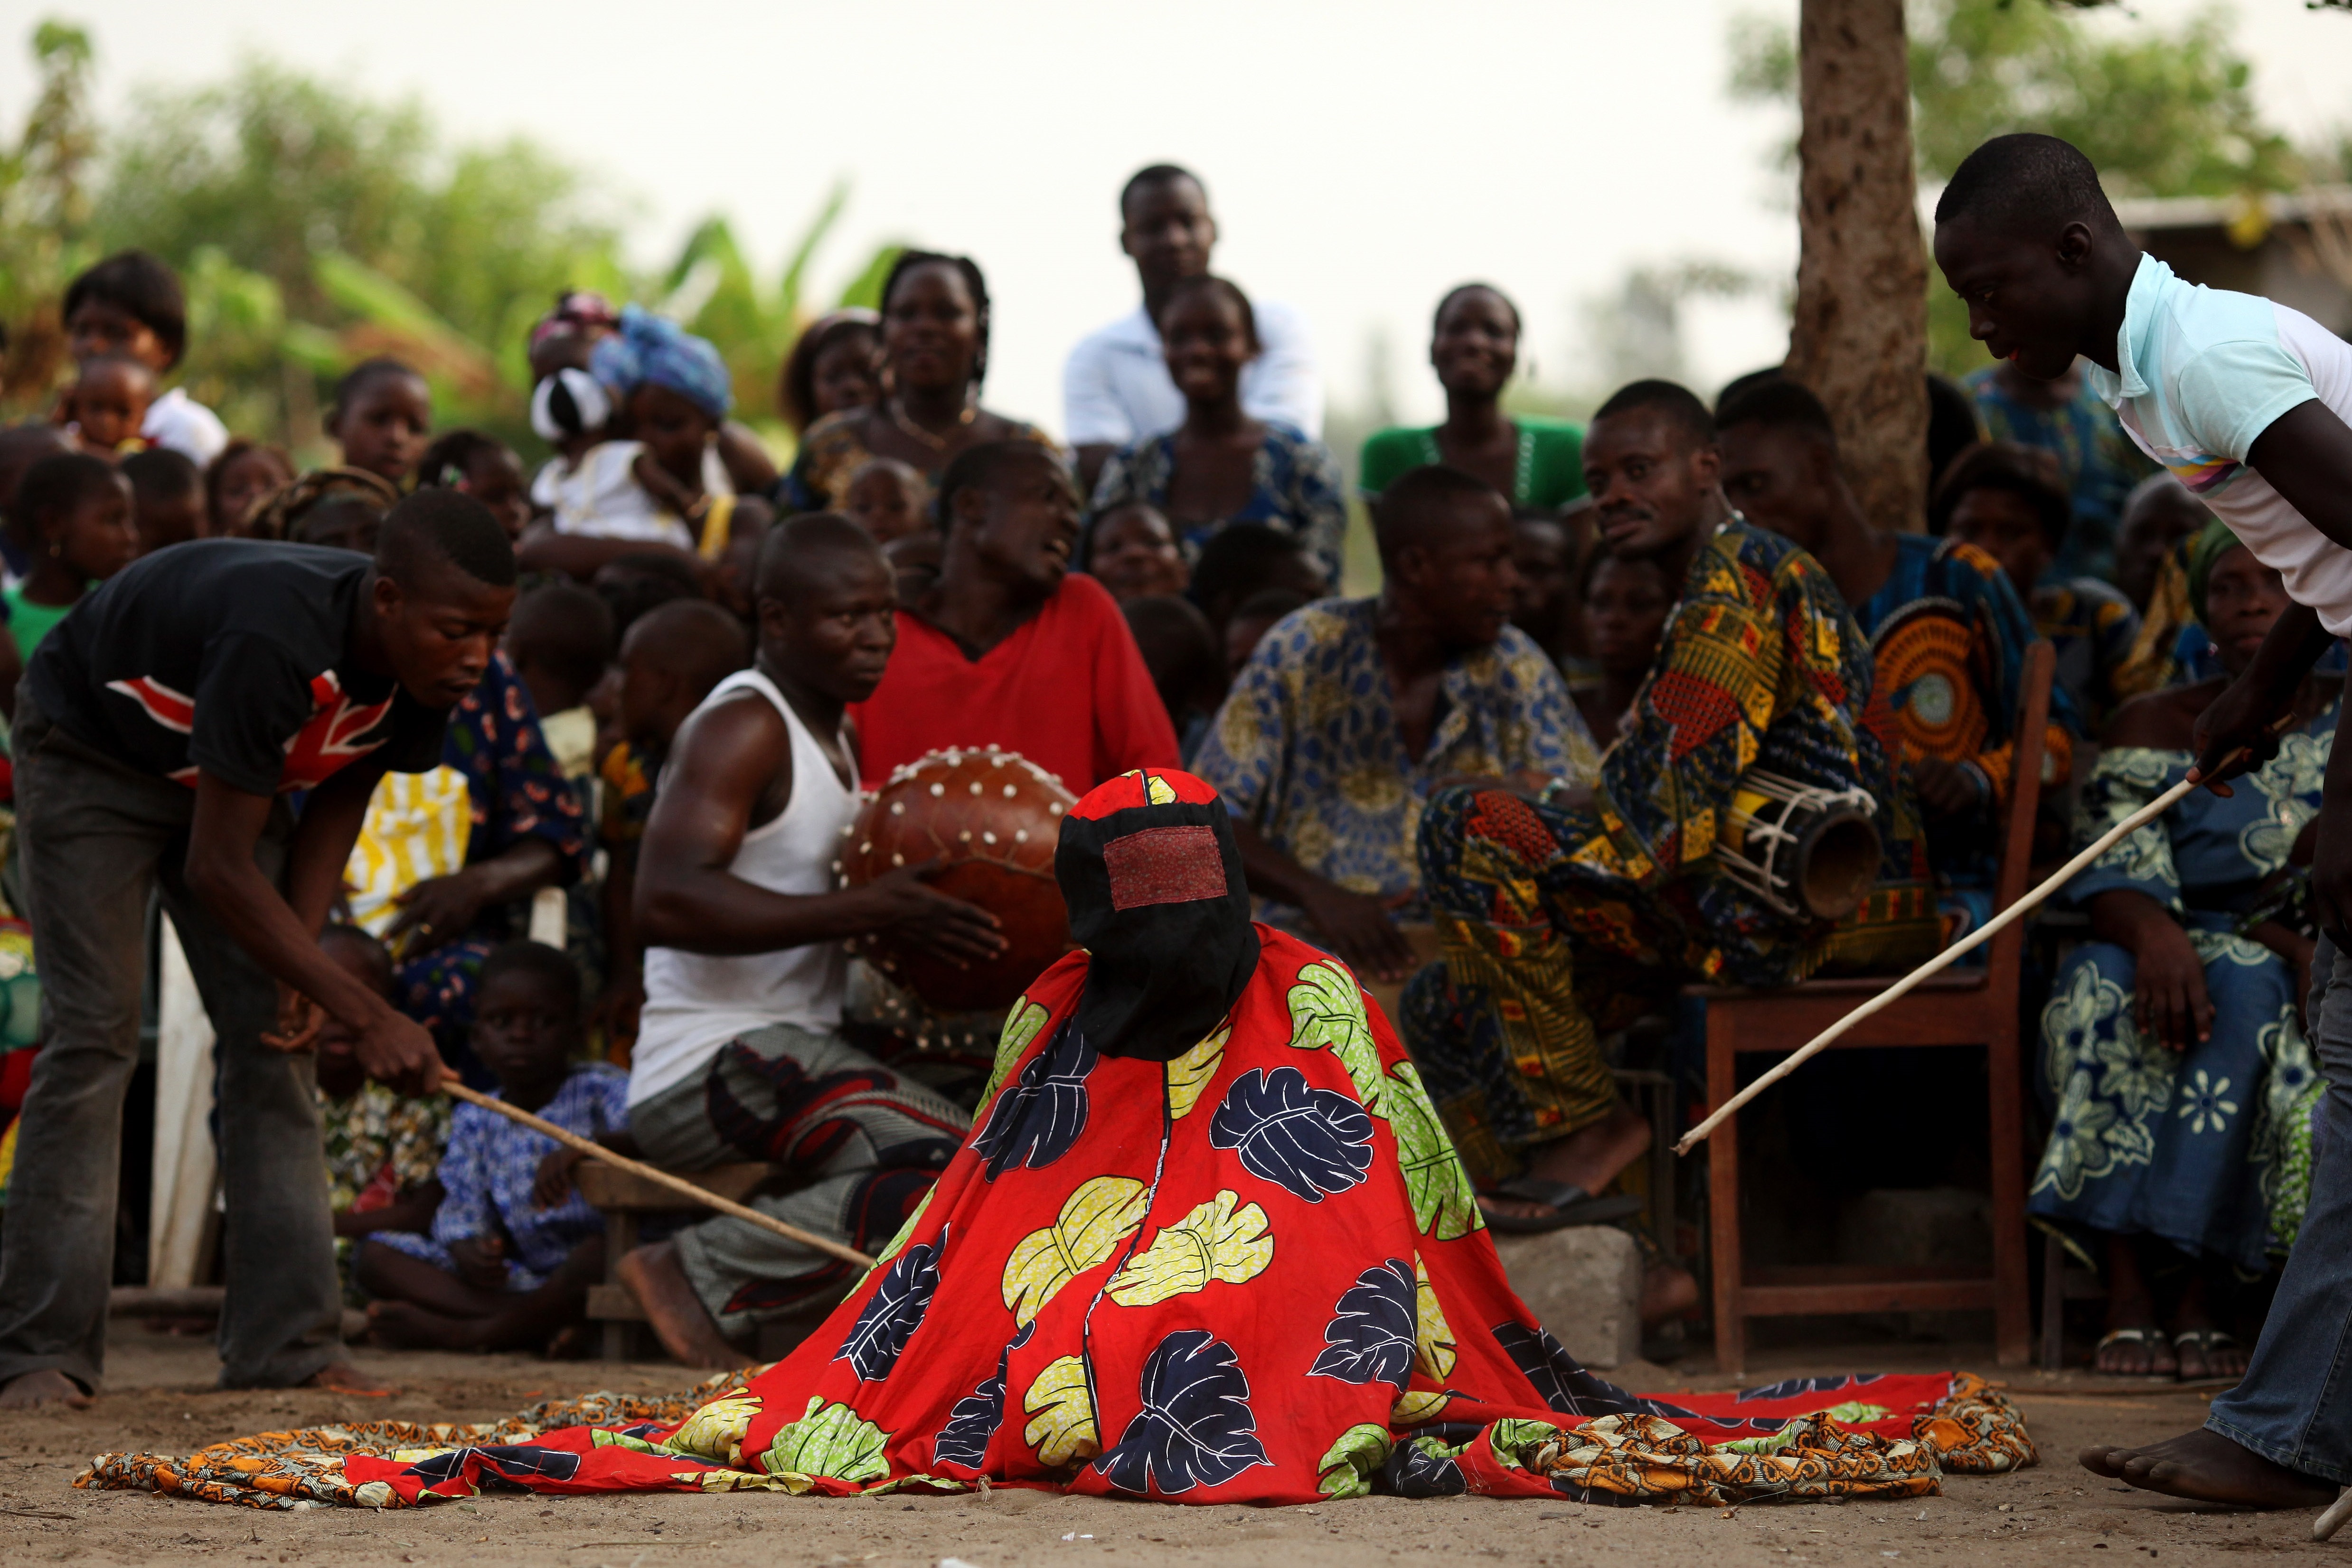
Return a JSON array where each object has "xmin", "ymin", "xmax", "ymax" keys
[
  {"xmin": 1706, "ymin": 1012, "xmax": 1745, "ymax": 1380},
  {"xmin": 603, "ymin": 1210, "xmax": 639, "ymax": 1362},
  {"xmin": 1986, "ymin": 1019, "xmax": 2032, "ymax": 1366},
  {"xmin": 2040, "ymin": 1230, "xmax": 2067, "ymax": 1370}
]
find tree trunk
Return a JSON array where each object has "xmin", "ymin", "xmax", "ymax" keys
[{"xmin": 1786, "ymin": 0, "xmax": 1928, "ymax": 530}]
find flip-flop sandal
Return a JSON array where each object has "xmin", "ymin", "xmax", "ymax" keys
[
  {"xmin": 1478, "ymin": 1177, "xmax": 1646, "ymax": 1235},
  {"xmin": 2093, "ymin": 1326, "xmax": 2177, "ymax": 1376},
  {"xmin": 2173, "ymin": 1328, "xmax": 2246, "ymax": 1379}
]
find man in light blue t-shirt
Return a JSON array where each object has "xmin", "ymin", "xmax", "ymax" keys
[{"xmin": 1936, "ymin": 133, "xmax": 2352, "ymax": 1514}]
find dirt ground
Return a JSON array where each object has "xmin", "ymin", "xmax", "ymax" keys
[{"xmin": 0, "ymin": 1323, "xmax": 2335, "ymax": 1567}]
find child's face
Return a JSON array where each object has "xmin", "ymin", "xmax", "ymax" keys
[
  {"xmin": 1583, "ymin": 555, "xmax": 1674, "ymax": 681},
  {"xmin": 470, "ymin": 967, "xmax": 580, "ymax": 1092},
  {"xmin": 628, "ymin": 385, "xmax": 717, "ymax": 486},
  {"xmin": 811, "ymin": 330, "xmax": 881, "ymax": 421},
  {"xmin": 66, "ymin": 300, "xmax": 172, "ymax": 373},
  {"xmin": 464, "ymin": 449, "xmax": 531, "ymax": 539},
  {"xmin": 844, "ymin": 468, "xmax": 925, "ymax": 544},
  {"xmin": 1947, "ymin": 487, "xmax": 2053, "ymax": 593},
  {"xmin": 51, "ymin": 478, "xmax": 140, "ymax": 583},
  {"xmin": 1089, "ymin": 506, "xmax": 1186, "ymax": 601},
  {"xmin": 212, "ymin": 449, "xmax": 293, "ymax": 536},
  {"xmin": 70, "ymin": 362, "xmax": 156, "ymax": 451},
  {"xmin": 135, "ymin": 484, "xmax": 204, "ymax": 554},
  {"xmin": 334, "ymin": 374, "xmax": 432, "ymax": 484}
]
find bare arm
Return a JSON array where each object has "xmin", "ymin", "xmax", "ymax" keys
[
  {"xmin": 185, "ymin": 769, "xmax": 442, "ymax": 1093},
  {"xmin": 1230, "ymin": 817, "xmax": 1412, "ymax": 982},
  {"xmin": 632, "ymin": 691, "xmax": 1005, "ymax": 962}
]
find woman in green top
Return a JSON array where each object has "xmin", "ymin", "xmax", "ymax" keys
[
  {"xmin": 1358, "ymin": 283, "xmax": 1585, "ymax": 512},
  {"xmin": 6, "ymin": 452, "xmax": 139, "ymax": 662}
]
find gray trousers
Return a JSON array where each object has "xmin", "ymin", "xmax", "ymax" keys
[
  {"xmin": 2208, "ymin": 934, "xmax": 2352, "ymax": 1481},
  {"xmin": 0, "ymin": 698, "xmax": 342, "ymax": 1392}
]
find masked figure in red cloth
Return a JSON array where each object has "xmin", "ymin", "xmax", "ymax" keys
[{"xmin": 83, "ymin": 769, "xmax": 2034, "ymax": 1510}]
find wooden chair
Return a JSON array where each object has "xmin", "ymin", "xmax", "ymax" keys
[
  {"xmin": 577, "ymin": 1160, "xmax": 778, "ymax": 1361},
  {"xmin": 1686, "ymin": 639, "xmax": 2053, "ymax": 1378}
]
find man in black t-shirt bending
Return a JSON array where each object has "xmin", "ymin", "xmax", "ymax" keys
[{"xmin": 0, "ymin": 491, "xmax": 515, "ymax": 1409}]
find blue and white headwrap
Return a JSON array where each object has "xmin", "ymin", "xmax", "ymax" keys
[{"xmin": 590, "ymin": 304, "xmax": 734, "ymax": 420}]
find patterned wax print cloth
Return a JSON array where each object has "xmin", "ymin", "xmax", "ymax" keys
[
  {"xmin": 1193, "ymin": 596, "xmax": 1598, "ymax": 926},
  {"xmin": 373, "ymin": 1065, "xmax": 627, "ymax": 1291},
  {"xmin": 1405, "ymin": 519, "xmax": 1940, "ymax": 1178},
  {"xmin": 2029, "ymin": 702, "xmax": 2335, "ymax": 1271},
  {"xmin": 1965, "ymin": 363, "xmax": 2154, "ymax": 584},
  {"xmin": 0, "ymin": 918, "xmax": 40, "ymax": 1203},
  {"xmin": 2032, "ymin": 577, "xmax": 2141, "ymax": 735},
  {"xmin": 76, "ymin": 931, "xmax": 2037, "ymax": 1509},
  {"xmin": 317, "ymin": 1083, "xmax": 448, "ymax": 1234},
  {"xmin": 1087, "ymin": 423, "xmax": 1348, "ymax": 586}
]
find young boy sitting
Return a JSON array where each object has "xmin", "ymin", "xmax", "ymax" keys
[
  {"xmin": 357, "ymin": 940, "xmax": 627, "ymax": 1352},
  {"xmin": 59, "ymin": 353, "xmax": 157, "ymax": 458}
]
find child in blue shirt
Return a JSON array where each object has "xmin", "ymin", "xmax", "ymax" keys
[
  {"xmin": 1933, "ymin": 131, "xmax": 2352, "ymax": 1515},
  {"xmin": 358, "ymin": 940, "xmax": 627, "ymax": 1353}
]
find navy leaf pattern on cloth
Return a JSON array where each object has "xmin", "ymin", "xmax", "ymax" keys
[
  {"xmin": 1206, "ymin": 1066, "xmax": 1374, "ymax": 1202},
  {"xmin": 1093, "ymin": 1329, "xmax": 1271, "ymax": 1496},
  {"xmin": 932, "ymin": 1322, "xmax": 1034, "ymax": 1472},
  {"xmin": 1737, "ymin": 1374, "xmax": 1882, "ymax": 1403},
  {"xmin": 973, "ymin": 1022, "xmax": 1097, "ymax": 1180},
  {"xmin": 835, "ymin": 1225, "xmax": 948, "ymax": 1381},
  {"xmin": 401, "ymin": 1444, "xmax": 584, "ymax": 1492},
  {"xmin": 1381, "ymin": 1434, "xmax": 1468, "ymax": 1498},
  {"xmin": 1489, "ymin": 1322, "xmax": 1660, "ymax": 1419},
  {"xmin": 1307, "ymin": 1259, "xmax": 1417, "ymax": 1393}
]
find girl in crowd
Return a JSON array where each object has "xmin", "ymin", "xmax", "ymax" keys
[
  {"xmin": 1568, "ymin": 535, "xmax": 1673, "ymax": 749},
  {"xmin": 2030, "ymin": 519, "xmax": 2333, "ymax": 1381},
  {"xmin": 784, "ymin": 251, "xmax": 1055, "ymax": 509},
  {"xmin": 418, "ymin": 429, "xmax": 532, "ymax": 540},
  {"xmin": 777, "ymin": 309, "xmax": 882, "ymax": 437},
  {"xmin": 1088, "ymin": 275, "xmax": 1345, "ymax": 583},
  {"xmin": 6, "ymin": 453, "xmax": 140, "ymax": 662},
  {"xmin": 203, "ymin": 439, "xmax": 293, "ymax": 537},
  {"xmin": 1082, "ymin": 500, "xmax": 1188, "ymax": 601},
  {"xmin": 61, "ymin": 250, "xmax": 229, "ymax": 465},
  {"xmin": 1358, "ymin": 283, "xmax": 1586, "ymax": 514},
  {"xmin": 328, "ymin": 358, "xmax": 433, "ymax": 489}
]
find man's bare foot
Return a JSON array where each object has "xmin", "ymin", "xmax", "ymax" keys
[
  {"xmin": 1481, "ymin": 1103, "xmax": 1651, "ymax": 1222},
  {"xmin": 617, "ymin": 1242, "xmax": 740, "ymax": 1369},
  {"xmin": 302, "ymin": 1360, "xmax": 397, "ymax": 1397},
  {"xmin": 1641, "ymin": 1262, "xmax": 1700, "ymax": 1325},
  {"xmin": 2081, "ymin": 1427, "xmax": 2334, "ymax": 1508},
  {"xmin": 364, "ymin": 1300, "xmax": 482, "ymax": 1354},
  {"xmin": 0, "ymin": 1369, "xmax": 92, "ymax": 1409}
]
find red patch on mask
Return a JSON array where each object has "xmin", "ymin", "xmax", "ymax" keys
[{"xmin": 1102, "ymin": 825, "xmax": 1228, "ymax": 910}]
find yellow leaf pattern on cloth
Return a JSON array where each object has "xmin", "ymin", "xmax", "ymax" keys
[
  {"xmin": 761, "ymin": 1397, "xmax": 890, "ymax": 1484},
  {"xmin": 1001, "ymin": 1176, "xmax": 1150, "ymax": 1327},
  {"xmin": 1413, "ymin": 1255, "xmax": 1456, "ymax": 1380},
  {"xmin": 1316, "ymin": 1424, "xmax": 1393, "ymax": 1499},
  {"xmin": 1104, "ymin": 1190, "xmax": 1273, "ymax": 1306},
  {"xmin": 1144, "ymin": 772, "xmax": 1179, "ymax": 806},
  {"xmin": 1392, "ymin": 1390, "xmax": 1451, "ymax": 1426},
  {"xmin": 1288, "ymin": 962, "xmax": 1386, "ymax": 1113},
  {"xmin": 1022, "ymin": 1355, "xmax": 1101, "ymax": 1468},
  {"xmin": 672, "ymin": 1466, "xmax": 808, "ymax": 1493},
  {"xmin": 666, "ymin": 1394, "xmax": 762, "ymax": 1466},
  {"xmin": 1165, "ymin": 1025, "xmax": 1230, "ymax": 1120},
  {"xmin": 978, "ymin": 999, "xmax": 1053, "ymax": 1113}
]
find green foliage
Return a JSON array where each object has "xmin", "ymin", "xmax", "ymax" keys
[{"xmin": 0, "ymin": 20, "xmax": 98, "ymax": 396}]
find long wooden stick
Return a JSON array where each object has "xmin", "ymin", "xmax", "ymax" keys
[
  {"xmin": 1673, "ymin": 770, "xmax": 2207, "ymax": 1157},
  {"xmin": 440, "ymin": 1080, "xmax": 877, "ymax": 1269}
]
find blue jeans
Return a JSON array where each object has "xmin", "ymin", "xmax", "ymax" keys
[{"xmin": 2208, "ymin": 934, "xmax": 2352, "ymax": 1482}]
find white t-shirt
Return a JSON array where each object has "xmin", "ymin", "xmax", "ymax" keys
[
  {"xmin": 626, "ymin": 669, "xmax": 861, "ymax": 1108},
  {"xmin": 141, "ymin": 387, "xmax": 229, "ymax": 467},
  {"xmin": 532, "ymin": 440, "xmax": 733, "ymax": 554},
  {"xmin": 2088, "ymin": 253, "xmax": 2352, "ymax": 634},
  {"xmin": 1062, "ymin": 298, "xmax": 1322, "ymax": 447}
]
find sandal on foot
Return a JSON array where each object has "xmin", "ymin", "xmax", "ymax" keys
[
  {"xmin": 2173, "ymin": 1328, "xmax": 2245, "ymax": 1379},
  {"xmin": 1478, "ymin": 1177, "xmax": 1645, "ymax": 1235},
  {"xmin": 2093, "ymin": 1326, "xmax": 2177, "ymax": 1377}
]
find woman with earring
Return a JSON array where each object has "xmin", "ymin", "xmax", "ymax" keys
[{"xmin": 782, "ymin": 252, "xmax": 1059, "ymax": 512}]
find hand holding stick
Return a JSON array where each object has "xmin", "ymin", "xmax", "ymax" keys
[
  {"xmin": 439, "ymin": 1080, "xmax": 878, "ymax": 1269},
  {"xmin": 1674, "ymin": 734, "xmax": 2277, "ymax": 1157}
]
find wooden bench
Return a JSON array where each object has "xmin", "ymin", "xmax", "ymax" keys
[{"xmin": 576, "ymin": 1160, "xmax": 782, "ymax": 1361}]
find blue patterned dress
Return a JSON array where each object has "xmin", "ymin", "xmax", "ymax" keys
[
  {"xmin": 1087, "ymin": 423, "xmax": 1348, "ymax": 585},
  {"xmin": 2028, "ymin": 705, "xmax": 2334, "ymax": 1271}
]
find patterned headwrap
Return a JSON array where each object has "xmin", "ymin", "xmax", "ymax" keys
[
  {"xmin": 2185, "ymin": 515, "xmax": 2247, "ymax": 626},
  {"xmin": 527, "ymin": 289, "xmax": 622, "ymax": 352},
  {"xmin": 1054, "ymin": 768, "xmax": 1260, "ymax": 1062},
  {"xmin": 589, "ymin": 304, "xmax": 734, "ymax": 421}
]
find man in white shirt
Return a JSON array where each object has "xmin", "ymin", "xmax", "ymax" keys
[{"xmin": 1063, "ymin": 164, "xmax": 1322, "ymax": 497}]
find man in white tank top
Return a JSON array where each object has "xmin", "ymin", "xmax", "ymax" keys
[
  {"xmin": 1936, "ymin": 135, "xmax": 2352, "ymax": 1511},
  {"xmin": 613, "ymin": 515, "xmax": 1008, "ymax": 1367}
]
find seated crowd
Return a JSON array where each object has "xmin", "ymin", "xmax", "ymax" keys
[{"xmin": 0, "ymin": 154, "xmax": 2296, "ymax": 1395}]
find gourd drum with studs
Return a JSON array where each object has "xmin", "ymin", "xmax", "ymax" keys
[{"xmin": 837, "ymin": 747, "xmax": 1077, "ymax": 1013}]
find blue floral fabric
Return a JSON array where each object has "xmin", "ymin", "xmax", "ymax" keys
[
  {"xmin": 2028, "ymin": 710, "xmax": 2335, "ymax": 1271},
  {"xmin": 1087, "ymin": 422, "xmax": 1348, "ymax": 585},
  {"xmin": 1191, "ymin": 596, "xmax": 1597, "ymax": 924},
  {"xmin": 375, "ymin": 1064, "xmax": 629, "ymax": 1291}
]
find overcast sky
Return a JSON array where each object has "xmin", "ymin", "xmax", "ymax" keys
[{"xmin": 5, "ymin": 0, "xmax": 2350, "ymax": 435}]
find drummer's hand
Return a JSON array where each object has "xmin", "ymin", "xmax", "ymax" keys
[
  {"xmin": 866, "ymin": 860, "xmax": 1007, "ymax": 968},
  {"xmin": 1299, "ymin": 882, "xmax": 1415, "ymax": 983},
  {"xmin": 2190, "ymin": 667, "xmax": 2298, "ymax": 797}
]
